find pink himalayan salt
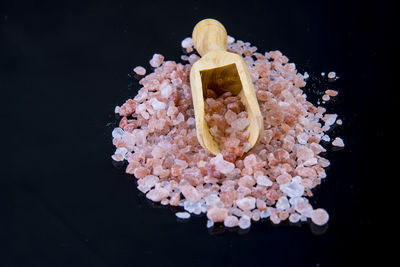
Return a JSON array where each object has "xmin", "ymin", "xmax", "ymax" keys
[
  {"xmin": 181, "ymin": 184, "xmax": 202, "ymax": 202},
  {"xmin": 207, "ymin": 206, "xmax": 228, "ymax": 222},
  {"xmin": 310, "ymin": 208, "xmax": 329, "ymax": 225},
  {"xmin": 146, "ymin": 187, "xmax": 169, "ymax": 202},
  {"xmin": 210, "ymin": 154, "xmax": 235, "ymax": 175},
  {"xmin": 325, "ymin": 89, "xmax": 338, "ymax": 96},
  {"xmin": 332, "ymin": 137, "xmax": 345, "ymax": 147},
  {"xmin": 112, "ymin": 36, "xmax": 344, "ymax": 229},
  {"xmin": 149, "ymin": 53, "xmax": 164, "ymax": 68},
  {"xmin": 133, "ymin": 66, "xmax": 146, "ymax": 76},
  {"xmin": 236, "ymin": 197, "xmax": 256, "ymax": 211}
]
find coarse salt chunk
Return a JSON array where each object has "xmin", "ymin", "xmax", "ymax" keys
[
  {"xmin": 236, "ymin": 197, "xmax": 256, "ymax": 211},
  {"xmin": 133, "ymin": 66, "xmax": 146, "ymax": 76},
  {"xmin": 280, "ymin": 182, "xmax": 305, "ymax": 198},
  {"xmin": 310, "ymin": 208, "xmax": 329, "ymax": 225},
  {"xmin": 149, "ymin": 53, "xmax": 164, "ymax": 68},
  {"xmin": 224, "ymin": 215, "xmax": 239, "ymax": 227},
  {"xmin": 175, "ymin": 212, "xmax": 191, "ymax": 219},
  {"xmin": 146, "ymin": 187, "xmax": 169, "ymax": 202},
  {"xmin": 181, "ymin": 37, "xmax": 193, "ymax": 49},
  {"xmin": 327, "ymin": 71, "xmax": 336, "ymax": 79},
  {"xmin": 181, "ymin": 184, "xmax": 202, "ymax": 202},
  {"xmin": 332, "ymin": 137, "xmax": 345, "ymax": 147},
  {"xmin": 207, "ymin": 206, "xmax": 228, "ymax": 222},
  {"xmin": 238, "ymin": 215, "xmax": 251, "ymax": 229},
  {"xmin": 231, "ymin": 118, "xmax": 250, "ymax": 131},
  {"xmin": 151, "ymin": 99, "xmax": 166, "ymax": 110},
  {"xmin": 256, "ymin": 174, "xmax": 273, "ymax": 187},
  {"xmin": 206, "ymin": 220, "xmax": 214, "ymax": 228},
  {"xmin": 210, "ymin": 154, "xmax": 235, "ymax": 175}
]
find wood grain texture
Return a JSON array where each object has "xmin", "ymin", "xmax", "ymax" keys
[{"xmin": 190, "ymin": 19, "xmax": 263, "ymax": 155}]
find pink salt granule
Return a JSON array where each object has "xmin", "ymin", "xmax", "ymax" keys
[
  {"xmin": 133, "ymin": 66, "xmax": 146, "ymax": 76},
  {"xmin": 111, "ymin": 37, "xmax": 344, "ymax": 229}
]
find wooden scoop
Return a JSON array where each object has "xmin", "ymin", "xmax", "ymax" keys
[{"xmin": 190, "ymin": 18, "xmax": 263, "ymax": 156}]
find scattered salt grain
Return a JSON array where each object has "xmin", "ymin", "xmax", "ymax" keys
[
  {"xmin": 149, "ymin": 54, "xmax": 164, "ymax": 68},
  {"xmin": 336, "ymin": 119, "xmax": 342, "ymax": 125},
  {"xmin": 133, "ymin": 66, "xmax": 146, "ymax": 76},
  {"xmin": 332, "ymin": 137, "xmax": 345, "ymax": 147},
  {"xmin": 176, "ymin": 212, "xmax": 191, "ymax": 219},
  {"xmin": 310, "ymin": 208, "xmax": 329, "ymax": 225},
  {"xmin": 327, "ymin": 72, "xmax": 336, "ymax": 79}
]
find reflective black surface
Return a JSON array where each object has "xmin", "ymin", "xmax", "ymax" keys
[{"xmin": 1, "ymin": 1, "xmax": 390, "ymax": 266}]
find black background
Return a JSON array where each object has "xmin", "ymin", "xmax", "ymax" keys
[{"xmin": 0, "ymin": 0, "xmax": 391, "ymax": 266}]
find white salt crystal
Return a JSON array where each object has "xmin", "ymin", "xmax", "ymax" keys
[
  {"xmin": 276, "ymin": 196, "xmax": 290, "ymax": 210},
  {"xmin": 238, "ymin": 215, "xmax": 251, "ymax": 229},
  {"xmin": 296, "ymin": 133, "xmax": 309, "ymax": 144},
  {"xmin": 181, "ymin": 37, "xmax": 193, "ymax": 49},
  {"xmin": 327, "ymin": 71, "xmax": 336, "ymax": 79},
  {"xmin": 149, "ymin": 53, "xmax": 164, "ymax": 68},
  {"xmin": 280, "ymin": 182, "xmax": 305, "ymax": 198},
  {"xmin": 321, "ymin": 134, "xmax": 331, "ymax": 142},
  {"xmin": 207, "ymin": 220, "xmax": 214, "ymax": 228},
  {"xmin": 292, "ymin": 176, "xmax": 302, "ymax": 183},
  {"xmin": 325, "ymin": 114, "xmax": 337, "ymax": 126},
  {"xmin": 256, "ymin": 175, "xmax": 273, "ymax": 187},
  {"xmin": 332, "ymin": 137, "xmax": 345, "ymax": 147},
  {"xmin": 321, "ymin": 72, "xmax": 325, "ymax": 76},
  {"xmin": 236, "ymin": 197, "xmax": 256, "ymax": 211},
  {"xmin": 186, "ymin": 117, "xmax": 195, "ymax": 125},
  {"xmin": 112, "ymin": 127, "xmax": 124, "ymax": 138},
  {"xmin": 227, "ymin": 35, "xmax": 235, "ymax": 44},
  {"xmin": 336, "ymin": 119, "xmax": 343, "ymax": 125},
  {"xmin": 160, "ymin": 84, "xmax": 174, "ymax": 99},
  {"xmin": 146, "ymin": 187, "xmax": 169, "ymax": 202},
  {"xmin": 114, "ymin": 106, "xmax": 120, "ymax": 113},
  {"xmin": 224, "ymin": 216, "xmax": 239, "ymax": 227},
  {"xmin": 289, "ymin": 213, "xmax": 301, "ymax": 223},
  {"xmin": 260, "ymin": 209, "xmax": 270, "ymax": 219},
  {"xmin": 175, "ymin": 212, "xmax": 191, "ymax": 219},
  {"xmin": 210, "ymin": 154, "xmax": 235, "ymax": 175},
  {"xmin": 151, "ymin": 99, "xmax": 167, "ymax": 110},
  {"xmin": 304, "ymin": 72, "xmax": 309, "ymax": 79}
]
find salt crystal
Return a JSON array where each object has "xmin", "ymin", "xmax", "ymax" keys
[
  {"xmin": 304, "ymin": 72, "xmax": 309, "ymax": 79},
  {"xmin": 324, "ymin": 114, "xmax": 337, "ymax": 126},
  {"xmin": 181, "ymin": 37, "xmax": 193, "ymax": 49},
  {"xmin": 175, "ymin": 211, "xmax": 190, "ymax": 219},
  {"xmin": 310, "ymin": 208, "xmax": 329, "ymax": 225},
  {"xmin": 224, "ymin": 216, "xmax": 239, "ymax": 227},
  {"xmin": 327, "ymin": 71, "xmax": 336, "ymax": 79},
  {"xmin": 280, "ymin": 182, "xmax": 305, "ymax": 198},
  {"xmin": 321, "ymin": 134, "xmax": 331, "ymax": 142},
  {"xmin": 256, "ymin": 174, "xmax": 273, "ymax": 187},
  {"xmin": 210, "ymin": 154, "xmax": 235, "ymax": 175},
  {"xmin": 181, "ymin": 184, "xmax": 202, "ymax": 202},
  {"xmin": 151, "ymin": 99, "xmax": 166, "ymax": 110},
  {"xmin": 322, "ymin": 94, "xmax": 330, "ymax": 101},
  {"xmin": 149, "ymin": 53, "xmax": 164, "ymax": 68},
  {"xmin": 336, "ymin": 119, "xmax": 342, "ymax": 125},
  {"xmin": 238, "ymin": 215, "xmax": 251, "ymax": 229},
  {"xmin": 207, "ymin": 206, "xmax": 228, "ymax": 222},
  {"xmin": 160, "ymin": 84, "xmax": 174, "ymax": 99},
  {"xmin": 227, "ymin": 35, "xmax": 235, "ymax": 44},
  {"xmin": 236, "ymin": 197, "xmax": 256, "ymax": 211},
  {"xmin": 231, "ymin": 118, "xmax": 250, "ymax": 131},
  {"xmin": 112, "ymin": 127, "xmax": 124, "ymax": 138},
  {"xmin": 146, "ymin": 187, "xmax": 169, "ymax": 202},
  {"xmin": 332, "ymin": 137, "xmax": 345, "ymax": 147},
  {"xmin": 321, "ymin": 72, "xmax": 325, "ymax": 76},
  {"xmin": 289, "ymin": 213, "xmax": 301, "ymax": 223},
  {"xmin": 206, "ymin": 220, "xmax": 214, "ymax": 228},
  {"xmin": 276, "ymin": 196, "xmax": 290, "ymax": 210},
  {"xmin": 133, "ymin": 66, "xmax": 146, "ymax": 76}
]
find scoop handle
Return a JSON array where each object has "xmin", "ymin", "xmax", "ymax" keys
[{"xmin": 192, "ymin": 19, "xmax": 227, "ymax": 57}]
